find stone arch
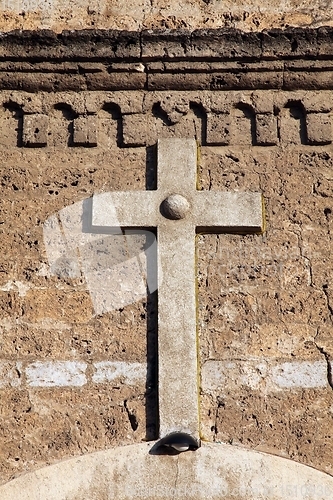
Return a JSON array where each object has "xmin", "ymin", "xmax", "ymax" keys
[
  {"xmin": 48, "ymin": 103, "xmax": 78, "ymax": 147},
  {"xmin": 232, "ymin": 103, "xmax": 256, "ymax": 146},
  {"xmin": 1, "ymin": 442, "xmax": 333, "ymax": 499},
  {"xmin": 2, "ymin": 101, "xmax": 23, "ymax": 147},
  {"xmin": 151, "ymin": 100, "xmax": 206, "ymax": 143},
  {"xmin": 97, "ymin": 102, "xmax": 122, "ymax": 148},
  {"xmin": 278, "ymin": 101, "xmax": 307, "ymax": 145},
  {"xmin": 189, "ymin": 101, "xmax": 207, "ymax": 145}
]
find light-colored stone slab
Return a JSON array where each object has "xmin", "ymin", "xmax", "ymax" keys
[
  {"xmin": 1, "ymin": 442, "xmax": 332, "ymax": 499},
  {"xmin": 92, "ymin": 139, "xmax": 264, "ymax": 441},
  {"xmin": 201, "ymin": 359, "xmax": 329, "ymax": 393}
]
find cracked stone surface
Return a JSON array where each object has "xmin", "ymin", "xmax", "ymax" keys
[{"xmin": 198, "ymin": 147, "xmax": 333, "ymax": 474}]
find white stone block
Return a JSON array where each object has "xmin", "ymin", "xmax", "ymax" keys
[
  {"xmin": 92, "ymin": 361, "xmax": 146, "ymax": 385},
  {"xmin": 26, "ymin": 361, "xmax": 87, "ymax": 387},
  {"xmin": 271, "ymin": 360, "xmax": 327, "ymax": 389},
  {"xmin": 201, "ymin": 359, "xmax": 328, "ymax": 394}
]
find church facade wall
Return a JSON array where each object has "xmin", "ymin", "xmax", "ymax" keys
[{"xmin": 0, "ymin": 28, "xmax": 332, "ymax": 486}]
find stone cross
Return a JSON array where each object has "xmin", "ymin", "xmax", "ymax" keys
[{"xmin": 91, "ymin": 139, "xmax": 264, "ymax": 446}]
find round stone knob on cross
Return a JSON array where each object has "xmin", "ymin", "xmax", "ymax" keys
[
  {"xmin": 161, "ymin": 194, "xmax": 190, "ymax": 220},
  {"xmin": 92, "ymin": 139, "xmax": 264, "ymax": 450}
]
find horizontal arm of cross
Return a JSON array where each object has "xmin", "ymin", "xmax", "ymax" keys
[
  {"xmin": 194, "ymin": 191, "xmax": 263, "ymax": 233},
  {"xmin": 91, "ymin": 191, "xmax": 160, "ymax": 228},
  {"xmin": 91, "ymin": 191, "xmax": 264, "ymax": 233}
]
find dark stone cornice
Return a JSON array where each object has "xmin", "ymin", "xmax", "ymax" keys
[{"xmin": 0, "ymin": 28, "xmax": 333, "ymax": 91}]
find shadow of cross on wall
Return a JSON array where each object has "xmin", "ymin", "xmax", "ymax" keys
[{"xmin": 90, "ymin": 139, "xmax": 264, "ymax": 446}]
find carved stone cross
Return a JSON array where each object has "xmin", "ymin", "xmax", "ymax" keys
[{"xmin": 91, "ymin": 139, "xmax": 264, "ymax": 447}]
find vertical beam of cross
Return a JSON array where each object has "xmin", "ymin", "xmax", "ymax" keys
[
  {"xmin": 91, "ymin": 139, "xmax": 264, "ymax": 445},
  {"xmin": 157, "ymin": 141, "xmax": 199, "ymax": 440}
]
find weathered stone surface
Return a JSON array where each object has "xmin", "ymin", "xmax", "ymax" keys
[
  {"xmin": 206, "ymin": 112, "xmax": 231, "ymax": 145},
  {"xmin": 0, "ymin": 91, "xmax": 333, "ymax": 480},
  {"xmin": 122, "ymin": 113, "xmax": 148, "ymax": 146},
  {"xmin": 73, "ymin": 115, "xmax": 97, "ymax": 147},
  {"xmin": 255, "ymin": 113, "xmax": 278, "ymax": 146},
  {"xmin": 1, "ymin": 1, "xmax": 333, "ymax": 32},
  {"xmin": 197, "ymin": 146, "xmax": 333, "ymax": 475},
  {"xmin": 1, "ymin": 442, "xmax": 333, "ymax": 499},
  {"xmin": 22, "ymin": 114, "xmax": 48, "ymax": 147},
  {"xmin": 1, "ymin": 29, "xmax": 333, "ymax": 91},
  {"xmin": 0, "ymin": 29, "xmax": 333, "ymax": 490},
  {"xmin": 306, "ymin": 112, "xmax": 332, "ymax": 145}
]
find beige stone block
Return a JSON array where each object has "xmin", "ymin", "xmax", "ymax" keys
[
  {"xmin": 199, "ymin": 148, "xmax": 260, "ymax": 190},
  {"xmin": 247, "ymin": 323, "xmax": 318, "ymax": 358},
  {"xmin": 243, "ymin": 148, "xmax": 275, "ymax": 174},
  {"xmin": 251, "ymin": 91, "xmax": 278, "ymax": 113},
  {"xmin": 122, "ymin": 113, "xmax": 148, "ymax": 146},
  {"xmin": 279, "ymin": 108, "xmax": 305, "ymax": 145},
  {"xmin": 256, "ymin": 113, "xmax": 278, "ymax": 145},
  {"xmin": 306, "ymin": 113, "xmax": 332, "ymax": 145},
  {"xmin": 302, "ymin": 91, "xmax": 333, "ymax": 113},
  {"xmin": 279, "ymin": 288, "xmax": 330, "ymax": 326},
  {"xmin": 70, "ymin": 307, "xmax": 147, "ymax": 361},
  {"xmin": 262, "ymin": 229, "xmax": 301, "ymax": 261},
  {"xmin": 288, "ymin": 195, "xmax": 332, "ymax": 226},
  {"xmin": 22, "ymin": 290, "xmax": 94, "ymax": 323},
  {"xmin": 206, "ymin": 113, "xmax": 231, "ymax": 145},
  {"xmin": 210, "ymin": 389, "xmax": 333, "ymax": 472},
  {"xmin": 73, "ymin": 115, "xmax": 97, "ymax": 146},
  {"xmin": 23, "ymin": 114, "xmax": 48, "ymax": 147},
  {"xmin": 0, "ymin": 322, "xmax": 72, "ymax": 358},
  {"xmin": 203, "ymin": 313, "xmax": 318, "ymax": 361},
  {"xmin": 0, "ymin": 361, "xmax": 22, "ymax": 388},
  {"xmin": 281, "ymin": 169, "xmax": 315, "ymax": 197}
]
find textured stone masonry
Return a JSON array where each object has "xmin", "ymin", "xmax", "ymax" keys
[
  {"xmin": 1, "ymin": 29, "xmax": 333, "ymax": 92},
  {"xmin": 0, "ymin": 28, "xmax": 333, "ymax": 486},
  {"xmin": 0, "ymin": 90, "xmax": 332, "ymax": 148},
  {"xmin": 1, "ymin": 0, "xmax": 333, "ymax": 33}
]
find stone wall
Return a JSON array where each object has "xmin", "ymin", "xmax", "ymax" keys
[
  {"xmin": 1, "ymin": 0, "xmax": 333, "ymax": 32},
  {"xmin": 0, "ymin": 29, "xmax": 333, "ymax": 485}
]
